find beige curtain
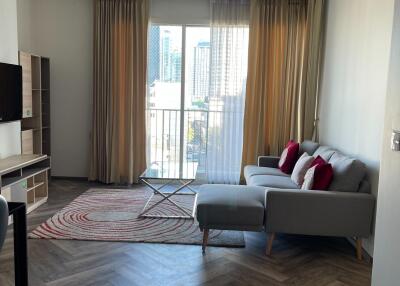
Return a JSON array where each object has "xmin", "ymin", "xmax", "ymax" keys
[
  {"xmin": 241, "ymin": 0, "xmax": 325, "ymax": 170},
  {"xmin": 90, "ymin": 0, "xmax": 149, "ymax": 184}
]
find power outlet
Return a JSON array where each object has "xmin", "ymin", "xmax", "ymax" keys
[{"xmin": 391, "ymin": 130, "xmax": 400, "ymax": 151}]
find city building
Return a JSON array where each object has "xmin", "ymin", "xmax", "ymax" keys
[{"xmin": 192, "ymin": 41, "xmax": 210, "ymax": 102}]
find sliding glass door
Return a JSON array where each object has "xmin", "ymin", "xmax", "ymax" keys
[
  {"xmin": 147, "ymin": 25, "xmax": 183, "ymax": 178},
  {"xmin": 183, "ymin": 26, "xmax": 211, "ymax": 179},
  {"xmin": 147, "ymin": 25, "xmax": 209, "ymax": 179},
  {"xmin": 147, "ymin": 24, "xmax": 248, "ymax": 183}
]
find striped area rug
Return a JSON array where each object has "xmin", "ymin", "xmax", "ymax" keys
[{"xmin": 29, "ymin": 188, "xmax": 245, "ymax": 247}]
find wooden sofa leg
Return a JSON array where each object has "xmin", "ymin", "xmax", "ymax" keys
[
  {"xmin": 266, "ymin": 232, "xmax": 275, "ymax": 256},
  {"xmin": 202, "ymin": 229, "xmax": 209, "ymax": 254},
  {"xmin": 356, "ymin": 238, "xmax": 363, "ymax": 260}
]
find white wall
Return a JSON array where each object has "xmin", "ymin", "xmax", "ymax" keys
[
  {"xmin": 16, "ymin": 0, "xmax": 33, "ymax": 52},
  {"xmin": 0, "ymin": 122, "xmax": 21, "ymax": 159},
  {"xmin": 0, "ymin": 0, "xmax": 22, "ymax": 159},
  {"xmin": 0, "ymin": 0, "xmax": 18, "ymax": 64},
  {"xmin": 17, "ymin": 0, "xmax": 93, "ymax": 177},
  {"xmin": 319, "ymin": 0, "xmax": 395, "ymax": 255},
  {"xmin": 372, "ymin": 0, "xmax": 400, "ymax": 284}
]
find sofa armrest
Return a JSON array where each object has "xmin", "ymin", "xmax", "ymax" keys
[
  {"xmin": 265, "ymin": 189, "xmax": 375, "ymax": 238},
  {"xmin": 258, "ymin": 156, "xmax": 280, "ymax": 168}
]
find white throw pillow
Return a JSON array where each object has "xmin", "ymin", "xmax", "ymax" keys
[
  {"xmin": 278, "ymin": 148, "xmax": 289, "ymax": 168},
  {"xmin": 301, "ymin": 165, "xmax": 317, "ymax": 190},
  {"xmin": 291, "ymin": 152, "xmax": 314, "ymax": 186}
]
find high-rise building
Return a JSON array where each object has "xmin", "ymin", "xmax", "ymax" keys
[
  {"xmin": 171, "ymin": 50, "xmax": 182, "ymax": 82},
  {"xmin": 148, "ymin": 26, "xmax": 160, "ymax": 85},
  {"xmin": 192, "ymin": 41, "xmax": 210, "ymax": 102},
  {"xmin": 160, "ymin": 30, "xmax": 172, "ymax": 82},
  {"xmin": 160, "ymin": 29, "xmax": 182, "ymax": 83}
]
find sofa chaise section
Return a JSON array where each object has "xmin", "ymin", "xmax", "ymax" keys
[
  {"xmin": 196, "ymin": 184, "xmax": 266, "ymax": 252},
  {"xmin": 264, "ymin": 188, "xmax": 375, "ymax": 259},
  {"xmin": 265, "ymin": 188, "xmax": 374, "ymax": 237}
]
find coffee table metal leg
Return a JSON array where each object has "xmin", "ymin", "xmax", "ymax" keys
[
  {"xmin": 140, "ymin": 179, "xmax": 193, "ymax": 217},
  {"xmin": 151, "ymin": 179, "xmax": 174, "ymax": 194},
  {"xmin": 139, "ymin": 179, "xmax": 196, "ymax": 219},
  {"xmin": 179, "ymin": 180, "xmax": 197, "ymax": 194},
  {"xmin": 192, "ymin": 193, "xmax": 198, "ymax": 217}
]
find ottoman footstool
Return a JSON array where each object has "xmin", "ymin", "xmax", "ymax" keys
[{"xmin": 196, "ymin": 184, "xmax": 267, "ymax": 253}]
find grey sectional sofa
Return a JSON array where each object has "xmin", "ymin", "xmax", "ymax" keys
[{"xmin": 196, "ymin": 141, "xmax": 375, "ymax": 260}]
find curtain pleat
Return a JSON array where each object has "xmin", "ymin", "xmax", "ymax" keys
[
  {"xmin": 241, "ymin": 0, "xmax": 325, "ymax": 177},
  {"xmin": 90, "ymin": 0, "xmax": 149, "ymax": 184}
]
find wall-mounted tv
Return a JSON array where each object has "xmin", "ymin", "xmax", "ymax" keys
[{"xmin": 0, "ymin": 62, "xmax": 22, "ymax": 123}]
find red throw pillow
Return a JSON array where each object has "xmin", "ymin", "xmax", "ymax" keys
[
  {"xmin": 302, "ymin": 156, "xmax": 333, "ymax": 190},
  {"xmin": 278, "ymin": 140, "xmax": 300, "ymax": 174},
  {"xmin": 313, "ymin": 163, "xmax": 334, "ymax": 190},
  {"xmin": 310, "ymin": 155, "xmax": 326, "ymax": 168}
]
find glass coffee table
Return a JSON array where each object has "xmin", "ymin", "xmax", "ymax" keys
[{"xmin": 138, "ymin": 162, "xmax": 198, "ymax": 219}]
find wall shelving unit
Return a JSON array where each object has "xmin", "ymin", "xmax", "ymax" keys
[
  {"xmin": 19, "ymin": 51, "xmax": 51, "ymax": 176},
  {"xmin": 19, "ymin": 52, "xmax": 51, "ymax": 179}
]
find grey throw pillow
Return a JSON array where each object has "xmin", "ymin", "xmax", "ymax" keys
[
  {"xmin": 328, "ymin": 152, "xmax": 366, "ymax": 192},
  {"xmin": 291, "ymin": 152, "xmax": 314, "ymax": 186},
  {"xmin": 299, "ymin": 141, "xmax": 320, "ymax": 156}
]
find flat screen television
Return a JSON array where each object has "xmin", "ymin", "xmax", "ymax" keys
[{"xmin": 0, "ymin": 62, "xmax": 22, "ymax": 123}]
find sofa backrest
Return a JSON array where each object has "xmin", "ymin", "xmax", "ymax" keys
[
  {"xmin": 299, "ymin": 141, "xmax": 369, "ymax": 193},
  {"xmin": 311, "ymin": 146, "xmax": 368, "ymax": 193},
  {"xmin": 299, "ymin": 140, "xmax": 320, "ymax": 156},
  {"xmin": 358, "ymin": 179, "xmax": 371, "ymax": 194},
  {"xmin": 312, "ymin": 146, "xmax": 336, "ymax": 161}
]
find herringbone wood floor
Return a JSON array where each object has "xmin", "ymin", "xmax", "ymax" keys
[{"xmin": 0, "ymin": 179, "xmax": 372, "ymax": 286}]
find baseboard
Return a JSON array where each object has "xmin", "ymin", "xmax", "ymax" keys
[{"xmin": 51, "ymin": 176, "xmax": 89, "ymax": 181}]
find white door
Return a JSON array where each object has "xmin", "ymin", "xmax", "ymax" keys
[{"xmin": 372, "ymin": 1, "xmax": 400, "ymax": 284}]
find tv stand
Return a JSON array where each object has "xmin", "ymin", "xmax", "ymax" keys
[{"xmin": 0, "ymin": 154, "xmax": 50, "ymax": 214}]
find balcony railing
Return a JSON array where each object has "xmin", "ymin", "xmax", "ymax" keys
[
  {"xmin": 146, "ymin": 108, "xmax": 208, "ymax": 179},
  {"xmin": 146, "ymin": 107, "xmax": 244, "ymax": 181}
]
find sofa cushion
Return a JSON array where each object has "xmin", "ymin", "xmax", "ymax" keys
[
  {"xmin": 328, "ymin": 152, "xmax": 366, "ymax": 192},
  {"xmin": 248, "ymin": 175, "xmax": 300, "ymax": 189},
  {"xmin": 299, "ymin": 140, "xmax": 320, "ymax": 156},
  {"xmin": 313, "ymin": 146, "xmax": 336, "ymax": 161},
  {"xmin": 196, "ymin": 184, "xmax": 266, "ymax": 231},
  {"xmin": 244, "ymin": 165, "xmax": 289, "ymax": 182},
  {"xmin": 291, "ymin": 152, "xmax": 314, "ymax": 186}
]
